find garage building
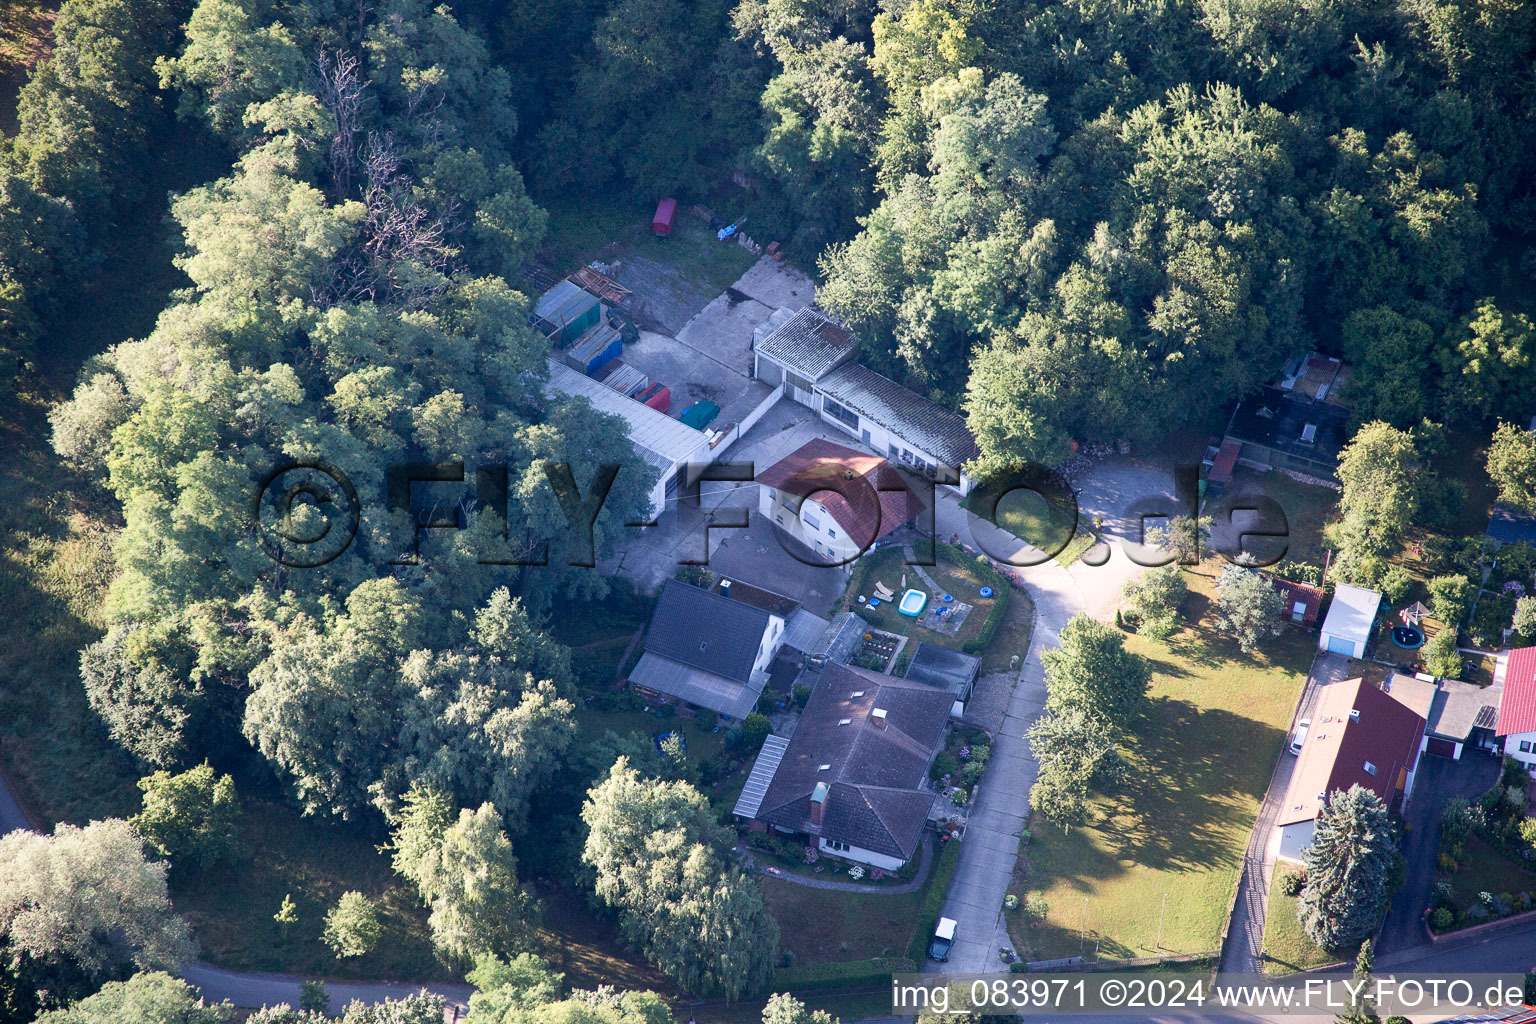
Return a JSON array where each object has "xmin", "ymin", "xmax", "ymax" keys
[{"xmin": 1318, "ymin": 583, "xmax": 1380, "ymax": 659}]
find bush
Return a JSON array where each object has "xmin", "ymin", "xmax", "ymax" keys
[
  {"xmin": 300, "ymin": 981, "xmax": 329, "ymax": 1013},
  {"xmin": 1429, "ymin": 907, "xmax": 1453, "ymax": 931},
  {"xmin": 1279, "ymin": 869, "xmax": 1305, "ymax": 897},
  {"xmin": 930, "ymin": 752, "xmax": 960, "ymax": 782},
  {"xmin": 909, "ymin": 837, "xmax": 964, "ymax": 963},
  {"xmin": 793, "ymin": 684, "xmax": 813, "ymax": 710},
  {"xmin": 1378, "ymin": 565, "xmax": 1415, "ymax": 604},
  {"xmin": 1384, "ymin": 1016, "xmax": 1412, "ymax": 1024},
  {"xmin": 740, "ymin": 712, "xmax": 771, "ymax": 751},
  {"xmin": 1422, "ymin": 627, "xmax": 1461, "ymax": 678},
  {"xmin": 1427, "ymin": 574, "xmax": 1475, "ymax": 626}
]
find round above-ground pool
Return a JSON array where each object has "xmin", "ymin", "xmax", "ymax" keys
[
  {"xmin": 654, "ymin": 730, "xmax": 685, "ymax": 753},
  {"xmin": 1391, "ymin": 625, "xmax": 1425, "ymax": 649},
  {"xmin": 898, "ymin": 589, "xmax": 929, "ymax": 616}
]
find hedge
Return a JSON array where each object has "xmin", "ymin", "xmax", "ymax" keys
[
  {"xmin": 771, "ymin": 956, "xmax": 916, "ymax": 992},
  {"xmin": 908, "ymin": 836, "xmax": 965, "ymax": 963}
]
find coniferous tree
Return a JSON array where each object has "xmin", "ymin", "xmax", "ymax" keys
[{"xmin": 1299, "ymin": 787, "xmax": 1395, "ymax": 951}]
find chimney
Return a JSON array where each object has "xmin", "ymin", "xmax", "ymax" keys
[
  {"xmin": 872, "ymin": 708, "xmax": 888, "ymax": 728},
  {"xmin": 810, "ymin": 781, "xmax": 828, "ymax": 827},
  {"xmin": 720, "ymin": 579, "xmax": 732, "ymax": 598}
]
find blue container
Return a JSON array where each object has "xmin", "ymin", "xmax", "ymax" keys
[{"xmin": 567, "ymin": 323, "xmax": 624, "ymax": 377}]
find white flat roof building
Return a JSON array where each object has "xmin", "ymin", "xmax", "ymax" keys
[
  {"xmin": 544, "ymin": 359, "xmax": 713, "ymax": 516},
  {"xmin": 1319, "ymin": 583, "xmax": 1381, "ymax": 659}
]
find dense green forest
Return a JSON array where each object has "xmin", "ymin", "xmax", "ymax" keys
[{"xmin": 2, "ymin": 0, "xmax": 1535, "ymax": 1015}]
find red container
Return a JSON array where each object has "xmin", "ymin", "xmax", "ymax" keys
[
  {"xmin": 652, "ymin": 198, "xmax": 677, "ymax": 237},
  {"xmin": 640, "ymin": 383, "xmax": 671, "ymax": 413}
]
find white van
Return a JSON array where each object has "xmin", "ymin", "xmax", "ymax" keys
[{"xmin": 928, "ymin": 916, "xmax": 957, "ymax": 962}]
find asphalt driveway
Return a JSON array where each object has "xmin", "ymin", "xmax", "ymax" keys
[{"xmin": 1377, "ymin": 750, "xmax": 1502, "ymax": 956}]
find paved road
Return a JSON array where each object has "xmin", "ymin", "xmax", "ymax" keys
[
  {"xmin": 922, "ymin": 489, "xmax": 1080, "ymax": 971},
  {"xmin": 1219, "ymin": 652, "xmax": 1349, "ymax": 974},
  {"xmin": 1378, "ymin": 752, "xmax": 1503, "ymax": 957},
  {"xmin": 921, "ymin": 486, "xmax": 1161, "ymax": 973}
]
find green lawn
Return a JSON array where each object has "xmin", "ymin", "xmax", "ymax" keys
[
  {"xmin": 762, "ymin": 877, "xmax": 926, "ymax": 964},
  {"xmin": 994, "ymin": 489, "xmax": 1096, "ymax": 566},
  {"xmin": 1260, "ymin": 872, "xmax": 1340, "ymax": 975},
  {"xmin": 1447, "ymin": 834, "xmax": 1536, "ymax": 908},
  {"xmin": 1014, "ymin": 567, "xmax": 1314, "ymax": 961},
  {"xmin": 1210, "ymin": 469, "xmax": 1337, "ymax": 570},
  {"xmin": 840, "ymin": 547, "xmax": 1031, "ymax": 671}
]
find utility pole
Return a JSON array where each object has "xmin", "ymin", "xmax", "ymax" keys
[{"xmin": 1156, "ymin": 892, "xmax": 1168, "ymax": 950}]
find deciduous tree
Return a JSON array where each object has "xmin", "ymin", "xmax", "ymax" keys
[{"xmin": 1041, "ymin": 614, "xmax": 1150, "ymax": 724}]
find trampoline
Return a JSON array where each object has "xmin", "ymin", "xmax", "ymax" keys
[
  {"xmin": 654, "ymin": 731, "xmax": 686, "ymax": 753},
  {"xmin": 898, "ymin": 589, "xmax": 929, "ymax": 616},
  {"xmin": 1391, "ymin": 625, "xmax": 1425, "ymax": 649}
]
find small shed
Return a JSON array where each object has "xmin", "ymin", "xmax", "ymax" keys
[
  {"xmin": 534, "ymin": 281, "xmax": 602, "ymax": 346},
  {"xmin": 566, "ymin": 322, "xmax": 624, "ymax": 378},
  {"xmin": 1319, "ymin": 583, "xmax": 1381, "ymax": 659},
  {"xmin": 652, "ymin": 198, "xmax": 678, "ymax": 237},
  {"xmin": 636, "ymin": 382, "xmax": 671, "ymax": 413}
]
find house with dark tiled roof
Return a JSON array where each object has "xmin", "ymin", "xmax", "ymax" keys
[
  {"xmin": 903, "ymin": 642, "xmax": 980, "ymax": 716},
  {"xmin": 1497, "ymin": 646, "xmax": 1536, "ymax": 774},
  {"xmin": 732, "ymin": 662, "xmax": 951, "ymax": 870},
  {"xmin": 757, "ymin": 438, "xmax": 927, "ymax": 568},
  {"xmin": 628, "ymin": 580, "xmax": 793, "ymax": 720},
  {"xmin": 1276, "ymin": 677, "xmax": 1426, "ymax": 862}
]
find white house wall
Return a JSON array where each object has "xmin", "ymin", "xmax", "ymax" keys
[
  {"xmin": 817, "ymin": 837, "xmax": 907, "ymax": 872},
  {"xmin": 1505, "ymin": 731, "xmax": 1536, "ymax": 772},
  {"xmin": 760, "ymin": 486, "xmax": 865, "ymax": 564}
]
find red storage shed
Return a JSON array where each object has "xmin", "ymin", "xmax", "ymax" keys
[
  {"xmin": 638, "ymin": 382, "xmax": 671, "ymax": 413},
  {"xmin": 652, "ymin": 198, "xmax": 677, "ymax": 237}
]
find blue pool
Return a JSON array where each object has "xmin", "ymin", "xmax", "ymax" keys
[{"xmin": 898, "ymin": 589, "xmax": 928, "ymax": 616}]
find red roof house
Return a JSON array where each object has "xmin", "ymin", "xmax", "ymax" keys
[
  {"xmin": 1496, "ymin": 646, "xmax": 1536, "ymax": 737},
  {"xmin": 1272, "ymin": 576, "xmax": 1324, "ymax": 627},
  {"xmin": 1275, "ymin": 677, "xmax": 1426, "ymax": 861},
  {"xmin": 757, "ymin": 438, "xmax": 926, "ymax": 554}
]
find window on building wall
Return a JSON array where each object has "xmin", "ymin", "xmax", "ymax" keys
[
  {"xmin": 767, "ymin": 487, "xmax": 776, "ymax": 499},
  {"xmin": 775, "ymin": 514, "xmax": 784, "ymax": 524},
  {"xmin": 1522, "ymin": 741, "xmax": 1533, "ymax": 753},
  {"xmin": 823, "ymin": 398, "xmax": 859, "ymax": 429},
  {"xmin": 828, "ymin": 527, "xmax": 837, "ymax": 538},
  {"xmin": 804, "ymin": 511, "xmax": 821, "ymax": 529},
  {"xmin": 786, "ymin": 371, "xmax": 815, "ymax": 393}
]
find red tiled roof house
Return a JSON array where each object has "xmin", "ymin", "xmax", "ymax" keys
[
  {"xmin": 757, "ymin": 438, "xmax": 926, "ymax": 568},
  {"xmin": 1497, "ymin": 647, "xmax": 1536, "ymax": 775},
  {"xmin": 1275, "ymin": 678, "xmax": 1426, "ymax": 862}
]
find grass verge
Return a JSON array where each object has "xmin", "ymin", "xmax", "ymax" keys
[{"xmin": 1260, "ymin": 871, "xmax": 1339, "ymax": 975}]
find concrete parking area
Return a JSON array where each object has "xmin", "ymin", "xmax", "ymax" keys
[
  {"xmin": 622, "ymin": 328, "xmax": 772, "ymax": 432},
  {"xmin": 730, "ymin": 258, "xmax": 816, "ymax": 311},
  {"xmin": 602, "ymin": 400, "xmax": 856, "ymax": 606}
]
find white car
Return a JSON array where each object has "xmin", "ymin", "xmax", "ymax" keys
[{"xmin": 1289, "ymin": 718, "xmax": 1311, "ymax": 755}]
